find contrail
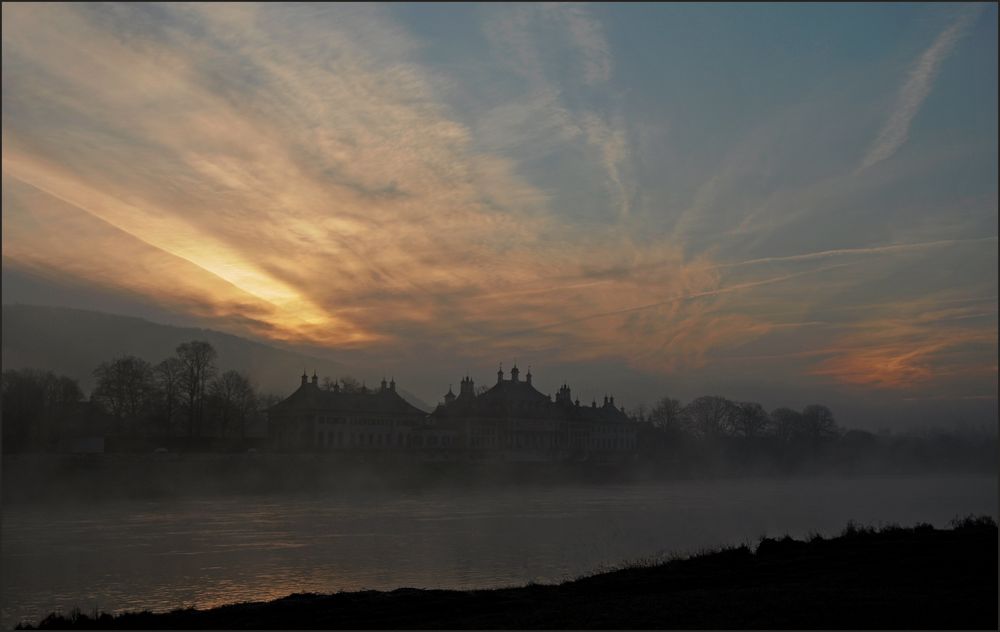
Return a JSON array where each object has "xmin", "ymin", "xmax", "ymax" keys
[
  {"xmin": 858, "ymin": 7, "xmax": 982, "ymax": 172},
  {"xmin": 484, "ymin": 264, "xmax": 849, "ymax": 340},
  {"xmin": 717, "ymin": 236, "xmax": 997, "ymax": 269}
]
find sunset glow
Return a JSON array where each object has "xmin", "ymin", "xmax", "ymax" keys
[{"xmin": 3, "ymin": 3, "xmax": 996, "ymax": 425}]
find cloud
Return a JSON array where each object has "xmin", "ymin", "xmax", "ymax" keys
[
  {"xmin": 2, "ymin": 3, "xmax": 995, "ymax": 414},
  {"xmin": 857, "ymin": 7, "xmax": 982, "ymax": 173},
  {"xmin": 717, "ymin": 236, "xmax": 998, "ymax": 270},
  {"xmin": 550, "ymin": 3, "xmax": 612, "ymax": 86},
  {"xmin": 479, "ymin": 3, "xmax": 632, "ymax": 218}
]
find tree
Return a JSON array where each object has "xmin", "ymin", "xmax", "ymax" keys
[
  {"xmin": 730, "ymin": 401, "xmax": 770, "ymax": 439},
  {"xmin": 208, "ymin": 370, "xmax": 256, "ymax": 439},
  {"xmin": 2, "ymin": 369, "xmax": 83, "ymax": 451},
  {"xmin": 154, "ymin": 357, "xmax": 185, "ymax": 437},
  {"xmin": 684, "ymin": 396, "xmax": 737, "ymax": 438},
  {"xmin": 801, "ymin": 404, "xmax": 840, "ymax": 443},
  {"xmin": 649, "ymin": 397, "xmax": 687, "ymax": 434},
  {"xmin": 770, "ymin": 407, "xmax": 804, "ymax": 443},
  {"xmin": 338, "ymin": 376, "xmax": 362, "ymax": 393},
  {"xmin": 92, "ymin": 355, "xmax": 154, "ymax": 435},
  {"xmin": 176, "ymin": 341, "xmax": 217, "ymax": 437}
]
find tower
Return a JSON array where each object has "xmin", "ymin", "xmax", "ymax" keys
[{"xmin": 460, "ymin": 376, "xmax": 475, "ymax": 397}]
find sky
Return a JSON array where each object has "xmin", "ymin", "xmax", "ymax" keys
[{"xmin": 2, "ymin": 3, "xmax": 997, "ymax": 429}]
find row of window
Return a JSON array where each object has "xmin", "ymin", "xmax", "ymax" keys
[
  {"xmin": 315, "ymin": 430, "xmax": 462, "ymax": 448},
  {"xmin": 317, "ymin": 416, "xmax": 411, "ymax": 427},
  {"xmin": 311, "ymin": 430, "xmax": 635, "ymax": 451}
]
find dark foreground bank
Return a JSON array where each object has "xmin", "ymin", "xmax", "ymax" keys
[{"xmin": 21, "ymin": 517, "xmax": 997, "ymax": 629}]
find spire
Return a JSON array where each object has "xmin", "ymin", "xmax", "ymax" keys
[
  {"xmin": 444, "ymin": 384, "xmax": 456, "ymax": 405},
  {"xmin": 511, "ymin": 363, "xmax": 520, "ymax": 382},
  {"xmin": 389, "ymin": 376, "xmax": 396, "ymax": 392},
  {"xmin": 381, "ymin": 376, "xmax": 388, "ymax": 392},
  {"xmin": 312, "ymin": 371, "xmax": 318, "ymax": 385},
  {"xmin": 301, "ymin": 370, "xmax": 308, "ymax": 386},
  {"xmin": 526, "ymin": 365, "xmax": 532, "ymax": 385},
  {"xmin": 497, "ymin": 362, "xmax": 504, "ymax": 384}
]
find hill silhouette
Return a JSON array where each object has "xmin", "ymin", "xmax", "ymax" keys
[{"xmin": 1, "ymin": 304, "xmax": 430, "ymax": 410}]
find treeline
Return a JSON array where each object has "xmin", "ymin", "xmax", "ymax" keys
[
  {"xmin": 633, "ymin": 396, "xmax": 839, "ymax": 444},
  {"xmin": 2, "ymin": 341, "xmax": 280, "ymax": 453},
  {"xmin": 630, "ymin": 395, "xmax": 996, "ymax": 475}
]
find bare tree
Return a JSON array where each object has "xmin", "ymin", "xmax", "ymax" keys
[
  {"xmin": 93, "ymin": 355, "xmax": 154, "ymax": 435},
  {"xmin": 155, "ymin": 357, "xmax": 184, "ymax": 437},
  {"xmin": 730, "ymin": 401, "xmax": 770, "ymax": 439},
  {"xmin": 649, "ymin": 397, "xmax": 687, "ymax": 434},
  {"xmin": 802, "ymin": 404, "xmax": 840, "ymax": 443},
  {"xmin": 2, "ymin": 369, "xmax": 83, "ymax": 451},
  {"xmin": 338, "ymin": 376, "xmax": 362, "ymax": 393},
  {"xmin": 176, "ymin": 341, "xmax": 217, "ymax": 438},
  {"xmin": 209, "ymin": 370, "xmax": 256, "ymax": 439},
  {"xmin": 684, "ymin": 396, "xmax": 737, "ymax": 438},
  {"xmin": 770, "ymin": 407, "xmax": 803, "ymax": 443}
]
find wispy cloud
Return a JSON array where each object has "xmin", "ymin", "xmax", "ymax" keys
[
  {"xmin": 718, "ymin": 236, "xmax": 998, "ymax": 270},
  {"xmin": 1, "ymin": 3, "xmax": 995, "ymax": 414},
  {"xmin": 858, "ymin": 7, "xmax": 982, "ymax": 173}
]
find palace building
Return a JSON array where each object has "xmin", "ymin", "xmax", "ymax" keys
[
  {"xmin": 267, "ymin": 372, "xmax": 426, "ymax": 451},
  {"xmin": 431, "ymin": 364, "xmax": 637, "ymax": 462},
  {"xmin": 267, "ymin": 365, "xmax": 639, "ymax": 461}
]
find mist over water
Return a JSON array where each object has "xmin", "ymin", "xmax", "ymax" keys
[{"xmin": 3, "ymin": 475, "xmax": 995, "ymax": 629}]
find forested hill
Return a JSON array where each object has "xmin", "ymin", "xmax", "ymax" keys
[{"xmin": 1, "ymin": 304, "xmax": 429, "ymax": 409}]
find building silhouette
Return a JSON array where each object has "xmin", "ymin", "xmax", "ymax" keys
[
  {"xmin": 268, "ymin": 372, "xmax": 425, "ymax": 450},
  {"xmin": 267, "ymin": 365, "xmax": 638, "ymax": 461}
]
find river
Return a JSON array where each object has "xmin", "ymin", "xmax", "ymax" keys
[{"xmin": 2, "ymin": 474, "xmax": 996, "ymax": 628}]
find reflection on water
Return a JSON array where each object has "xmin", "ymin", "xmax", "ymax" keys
[{"xmin": 2, "ymin": 475, "xmax": 996, "ymax": 628}]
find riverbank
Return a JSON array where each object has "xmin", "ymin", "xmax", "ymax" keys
[{"xmin": 20, "ymin": 517, "xmax": 997, "ymax": 629}]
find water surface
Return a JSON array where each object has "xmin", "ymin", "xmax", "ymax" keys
[{"xmin": 2, "ymin": 475, "xmax": 995, "ymax": 629}]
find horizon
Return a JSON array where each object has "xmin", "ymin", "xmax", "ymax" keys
[{"xmin": 3, "ymin": 3, "xmax": 998, "ymax": 430}]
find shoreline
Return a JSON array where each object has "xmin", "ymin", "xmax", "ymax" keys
[{"xmin": 19, "ymin": 517, "xmax": 998, "ymax": 629}]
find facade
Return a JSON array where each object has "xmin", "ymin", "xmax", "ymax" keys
[
  {"xmin": 267, "ymin": 366, "xmax": 639, "ymax": 462},
  {"xmin": 431, "ymin": 365, "xmax": 638, "ymax": 462},
  {"xmin": 267, "ymin": 372, "xmax": 427, "ymax": 451}
]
